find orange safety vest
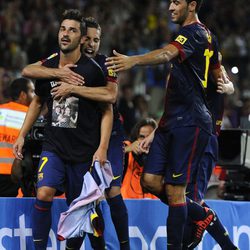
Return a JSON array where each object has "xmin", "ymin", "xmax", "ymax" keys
[
  {"xmin": 0, "ymin": 102, "xmax": 28, "ymax": 175},
  {"xmin": 121, "ymin": 141, "xmax": 157, "ymax": 199}
]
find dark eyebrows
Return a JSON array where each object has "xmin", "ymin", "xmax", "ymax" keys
[{"xmin": 59, "ymin": 25, "xmax": 79, "ymax": 32}]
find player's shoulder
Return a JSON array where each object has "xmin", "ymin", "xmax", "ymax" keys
[
  {"xmin": 94, "ymin": 54, "xmax": 107, "ymax": 68},
  {"xmin": 95, "ymin": 53, "xmax": 107, "ymax": 61},
  {"xmin": 174, "ymin": 23, "xmax": 199, "ymax": 44},
  {"xmin": 41, "ymin": 52, "xmax": 59, "ymax": 67},
  {"xmin": 79, "ymin": 54, "xmax": 104, "ymax": 74},
  {"xmin": 178, "ymin": 22, "xmax": 212, "ymax": 44},
  {"xmin": 77, "ymin": 54, "xmax": 105, "ymax": 82}
]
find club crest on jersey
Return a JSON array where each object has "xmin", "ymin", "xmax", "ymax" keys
[
  {"xmin": 175, "ymin": 35, "xmax": 187, "ymax": 45},
  {"xmin": 207, "ymin": 34, "xmax": 212, "ymax": 44},
  {"xmin": 108, "ymin": 69, "xmax": 117, "ymax": 77}
]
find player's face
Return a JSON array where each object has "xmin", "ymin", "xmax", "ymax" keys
[
  {"xmin": 58, "ymin": 19, "xmax": 83, "ymax": 54},
  {"xmin": 169, "ymin": 0, "xmax": 189, "ymax": 25},
  {"xmin": 82, "ymin": 27, "xmax": 101, "ymax": 58}
]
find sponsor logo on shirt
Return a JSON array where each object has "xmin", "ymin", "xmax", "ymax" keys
[{"xmin": 175, "ymin": 35, "xmax": 187, "ymax": 45}]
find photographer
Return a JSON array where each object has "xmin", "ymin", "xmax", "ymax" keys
[{"xmin": 121, "ymin": 118, "xmax": 157, "ymax": 199}]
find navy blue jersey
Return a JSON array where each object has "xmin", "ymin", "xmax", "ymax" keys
[
  {"xmin": 158, "ymin": 23, "xmax": 220, "ymax": 134},
  {"xmin": 35, "ymin": 53, "xmax": 106, "ymax": 163},
  {"xmin": 207, "ymin": 77, "xmax": 224, "ymax": 136},
  {"xmin": 94, "ymin": 54, "xmax": 121, "ymax": 130}
]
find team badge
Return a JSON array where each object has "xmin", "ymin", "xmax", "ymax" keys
[
  {"xmin": 108, "ymin": 69, "xmax": 117, "ymax": 77},
  {"xmin": 38, "ymin": 173, "xmax": 44, "ymax": 181},
  {"xmin": 207, "ymin": 35, "xmax": 212, "ymax": 44},
  {"xmin": 175, "ymin": 35, "xmax": 187, "ymax": 45}
]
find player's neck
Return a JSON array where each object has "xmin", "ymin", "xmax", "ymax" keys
[
  {"xmin": 59, "ymin": 49, "xmax": 82, "ymax": 67},
  {"xmin": 182, "ymin": 14, "xmax": 200, "ymax": 27}
]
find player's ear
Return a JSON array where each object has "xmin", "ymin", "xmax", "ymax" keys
[
  {"xmin": 188, "ymin": 1, "xmax": 196, "ymax": 12},
  {"xmin": 19, "ymin": 91, "xmax": 27, "ymax": 102},
  {"xmin": 80, "ymin": 35, "xmax": 86, "ymax": 45}
]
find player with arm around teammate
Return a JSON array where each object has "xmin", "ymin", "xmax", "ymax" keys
[
  {"xmin": 106, "ymin": 0, "xmax": 229, "ymax": 249},
  {"xmin": 21, "ymin": 16, "xmax": 129, "ymax": 250},
  {"xmin": 13, "ymin": 9, "xmax": 113, "ymax": 250}
]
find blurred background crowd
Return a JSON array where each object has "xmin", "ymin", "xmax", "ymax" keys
[{"xmin": 0, "ymin": 0, "xmax": 250, "ymax": 137}]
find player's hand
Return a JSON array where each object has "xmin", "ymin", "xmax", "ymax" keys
[
  {"xmin": 139, "ymin": 131, "xmax": 155, "ymax": 153},
  {"xmin": 92, "ymin": 146, "xmax": 107, "ymax": 167},
  {"xmin": 216, "ymin": 77, "xmax": 226, "ymax": 94},
  {"xmin": 51, "ymin": 81, "xmax": 73, "ymax": 100},
  {"xmin": 125, "ymin": 140, "xmax": 142, "ymax": 155},
  {"xmin": 217, "ymin": 65, "xmax": 234, "ymax": 95},
  {"xmin": 216, "ymin": 73, "xmax": 234, "ymax": 95},
  {"xmin": 13, "ymin": 136, "xmax": 25, "ymax": 160},
  {"xmin": 57, "ymin": 64, "xmax": 85, "ymax": 86},
  {"xmin": 105, "ymin": 50, "xmax": 136, "ymax": 72}
]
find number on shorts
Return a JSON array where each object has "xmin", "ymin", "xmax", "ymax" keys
[{"xmin": 38, "ymin": 157, "xmax": 48, "ymax": 172}]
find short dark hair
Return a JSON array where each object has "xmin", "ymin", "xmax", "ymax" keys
[
  {"xmin": 130, "ymin": 118, "xmax": 157, "ymax": 142},
  {"xmin": 186, "ymin": 0, "xmax": 203, "ymax": 12},
  {"xmin": 84, "ymin": 16, "xmax": 101, "ymax": 33},
  {"xmin": 61, "ymin": 9, "xmax": 86, "ymax": 36},
  {"xmin": 10, "ymin": 78, "xmax": 31, "ymax": 101}
]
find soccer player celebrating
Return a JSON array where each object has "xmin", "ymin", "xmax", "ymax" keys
[
  {"xmin": 13, "ymin": 9, "xmax": 113, "ymax": 250},
  {"xmin": 51, "ymin": 17, "xmax": 130, "ymax": 250},
  {"xmin": 106, "ymin": 0, "xmax": 233, "ymax": 249}
]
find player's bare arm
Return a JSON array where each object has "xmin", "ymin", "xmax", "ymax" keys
[
  {"xmin": 13, "ymin": 95, "xmax": 43, "ymax": 160},
  {"xmin": 92, "ymin": 104, "xmax": 113, "ymax": 166},
  {"xmin": 22, "ymin": 62, "xmax": 84, "ymax": 86},
  {"xmin": 139, "ymin": 129, "xmax": 156, "ymax": 154},
  {"xmin": 51, "ymin": 81, "xmax": 118, "ymax": 104},
  {"xmin": 105, "ymin": 44, "xmax": 179, "ymax": 72}
]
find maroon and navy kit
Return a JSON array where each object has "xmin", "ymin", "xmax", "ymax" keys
[
  {"xmin": 94, "ymin": 54, "xmax": 125, "ymax": 187},
  {"xmin": 145, "ymin": 22, "xmax": 220, "ymax": 185},
  {"xmin": 187, "ymin": 72, "xmax": 225, "ymax": 201}
]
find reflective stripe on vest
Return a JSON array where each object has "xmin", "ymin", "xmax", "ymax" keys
[{"xmin": 0, "ymin": 102, "xmax": 28, "ymax": 175}]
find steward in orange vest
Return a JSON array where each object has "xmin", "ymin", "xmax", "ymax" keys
[{"xmin": 0, "ymin": 78, "xmax": 34, "ymax": 196}]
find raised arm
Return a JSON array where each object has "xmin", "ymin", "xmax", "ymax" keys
[
  {"xmin": 13, "ymin": 95, "xmax": 43, "ymax": 160},
  {"xmin": 105, "ymin": 44, "xmax": 179, "ymax": 72}
]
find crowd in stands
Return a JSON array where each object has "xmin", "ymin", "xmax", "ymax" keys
[{"xmin": 0, "ymin": 0, "xmax": 250, "ymax": 135}]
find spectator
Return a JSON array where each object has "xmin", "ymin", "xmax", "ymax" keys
[
  {"xmin": 118, "ymin": 83, "xmax": 136, "ymax": 137},
  {"xmin": 0, "ymin": 77, "xmax": 35, "ymax": 196},
  {"xmin": 121, "ymin": 118, "xmax": 157, "ymax": 199}
]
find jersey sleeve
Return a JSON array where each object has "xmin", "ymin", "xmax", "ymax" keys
[
  {"xmin": 209, "ymin": 34, "xmax": 220, "ymax": 70},
  {"xmin": 170, "ymin": 27, "xmax": 197, "ymax": 62},
  {"xmin": 35, "ymin": 55, "xmax": 58, "ymax": 98},
  {"xmin": 97, "ymin": 55, "xmax": 118, "ymax": 84},
  {"xmin": 91, "ymin": 64, "xmax": 106, "ymax": 87}
]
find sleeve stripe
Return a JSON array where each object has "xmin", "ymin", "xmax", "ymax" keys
[
  {"xmin": 107, "ymin": 77, "xmax": 118, "ymax": 84},
  {"xmin": 170, "ymin": 41, "xmax": 186, "ymax": 61},
  {"xmin": 210, "ymin": 62, "xmax": 221, "ymax": 70}
]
